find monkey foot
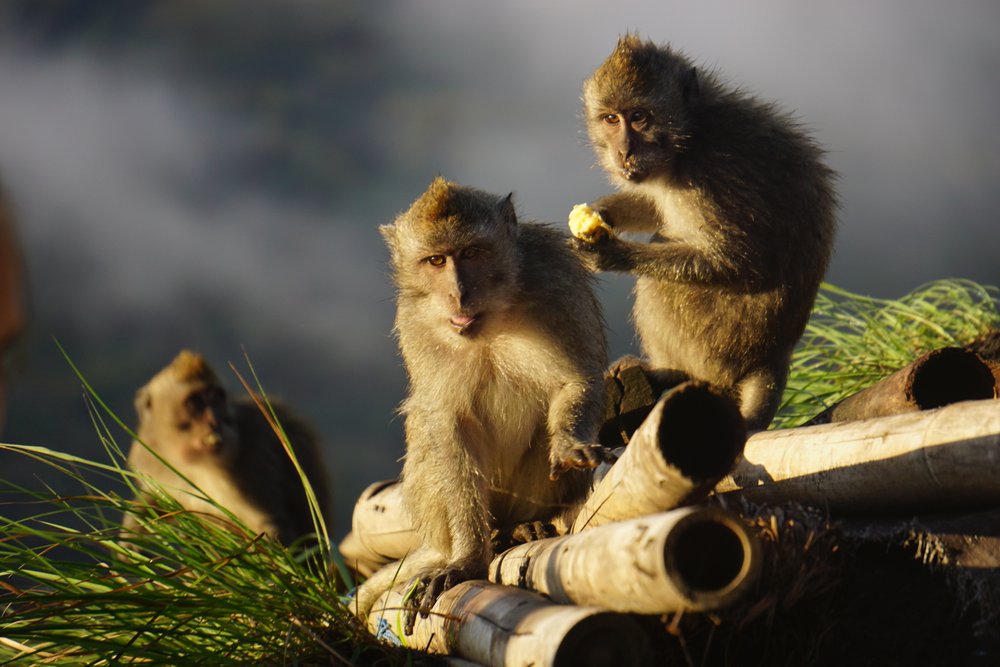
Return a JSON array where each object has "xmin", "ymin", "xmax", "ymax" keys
[{"xmin": 403, "ymin": 567, "xmax": 471, "ymax": 636}]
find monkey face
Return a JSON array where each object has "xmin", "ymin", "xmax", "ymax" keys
[
  {"xmin": 383, "ymin": 178, "xmax": 522, "ymax": 341},
  {"xmin": 584, "ymin": 36, "xmax": 698, "ymax": 186},
  {"xmin": 134, "ymin": 362, "xmax": 238, "ymax": 465},
  {"xmin": 415, "ymin": 239, "xmax": 519, "ymax": 339},
  {"xmin": 593, "ymin": 108, "xmax": 660, "ymax": 182}
]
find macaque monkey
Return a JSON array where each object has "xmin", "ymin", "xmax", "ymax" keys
[
  {"xmin": 355, "ymin": 177, "xmax": 609, "ymax": 626},
  {"xmin": 571, "ymin": 35, "xmax": 837, "ymax": 430},
  {"xmin": 123, "ymin": 350, "xmax": 330, "ymax": 549}
]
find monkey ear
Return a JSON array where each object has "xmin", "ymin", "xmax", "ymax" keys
[
  {"xmin": 379, "ymin": 223, "xmax": 399, "ymax": 254},
  {"xmin": 682, "ymin": 66, "xmax": 699, "ymax": 105},
  {"xmin": 497, "ymin": 192, "xmax": 518, "ymax": 228},
  {"xmin": 134, "ymin": 387, "xmax": 152, "ymax": 416}
]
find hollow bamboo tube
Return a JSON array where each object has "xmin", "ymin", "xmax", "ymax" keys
[
  {"xmin": 367, "ymin": 580, "xmax": 651, "ymax": 667},
  {"xmin": 573, "ymin": 381, "xmax": 746, "ymax": 532},
  {"xmin": 490, "ymin": 506, "xmax": 759, "ymax": 614},
  {"xmin": 716, "ymin": 398, "xmax": 1000, "ymax": 512},
  {"xmin": 807, "ymin": 347, "xmax": 996, "ymax": 425},
  {"xmin": 338, "ymin": 480, "xmax": 419, "ymax": 576}
]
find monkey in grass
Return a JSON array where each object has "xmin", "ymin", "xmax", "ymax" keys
[
  {"xmin": 355, "ymin": 177, "xmax": 610, "ymax": 628},
  {"xmin": 570, "ymin": 35, "xmax": 837, "ymax": 430},
  {"xmin": 122, "ymin": 350, "xmax": 331, "ymax": 550}
]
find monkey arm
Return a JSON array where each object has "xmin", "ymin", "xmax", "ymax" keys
[
  {"xmin": 583, "ymin": 235, "xmax": 770, "ymax": 288},
  {"xmin": 546, "ymin": 377, "xmax": 614, "ymax": 478},
  {"xmin": 592, "ymin": 192, "xmax": 661, "ymax": 234}
]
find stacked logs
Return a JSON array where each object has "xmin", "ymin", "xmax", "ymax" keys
[{"xmin": 344, "ymin": 345, "xmax": 1000, "ymax": 666}]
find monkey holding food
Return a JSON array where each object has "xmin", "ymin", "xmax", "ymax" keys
[{"xmin": 571, "ymin": 35, "xmax": 837, "ymax": 430}]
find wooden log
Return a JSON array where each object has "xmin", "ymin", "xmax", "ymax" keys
[
  {"xmin": 807, "ymin": 347, "xmax": 996, "ymax": 425},
  {"xmin": 716, "ymin": 398, "xmax": 1000, "ymax": 512},
  {"xmin": 338, "ymin": 480, "xmax": 419, "ymax": 577},
  {"xmin": 573, "ymin": 381, "xmax": 746, "ymax": 532},
  {"xmin": 367, "ymin": 580, "xmax": 652, "ymax": 667},
  {"xmin": 490, "ymin": 506, "xmax": 760, "ymax": 614},
  {"xmin": 599, "ymin": 355, "xmax": 689, "ymax": 448}
]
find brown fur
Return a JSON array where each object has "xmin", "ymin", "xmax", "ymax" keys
[
  {"xmin": 355, "ymin": 178, "xmax": 609, "ymax": 625},
  {"xmin": 580, "ymin": 35, "xmax": 837, "ymax": 429},
  {"xmin": 123, "ymin": 350, "xmax": 331, "ymax": 549}
]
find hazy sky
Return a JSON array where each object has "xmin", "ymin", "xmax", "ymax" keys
[{"xmin": 0, "ymin": 0, "xmax": 998, "ymax": 530}]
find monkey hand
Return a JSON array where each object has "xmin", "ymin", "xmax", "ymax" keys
[
  {"xmin": 570, "ymin": 233, "xmax": 634, "ymax": 273},
  {"xmin": 549, "ymin": 439, "xmax": 616, "ymax": 479},
  {"xmin": 403, "ymin": 566, "xmax": 473, "ymax": 636},
  {"xmin": 568, "ymin": 203, "xmax": 613, "ymax": 244}
]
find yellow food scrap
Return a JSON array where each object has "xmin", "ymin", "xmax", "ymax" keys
[{"xmin": 568, "ymin": 203, "xmax": 612, "ymax": 243}]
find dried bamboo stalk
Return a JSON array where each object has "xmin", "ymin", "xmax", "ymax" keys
[
  {"xmin": 807, "ymin": 347, "xmax": 996, "ymax": 424},
  {"xmin": 367, "ymin": 580, "xmax": 651, "ymax": 667},
  {"xmin": 573, "ymin": 381, "xmax": 745, "ymax": 532},
  {"xmin": 338, "ymin": 480, "xmax": 418, "ymax": 577},
  {"xmin": 490, "ymin": 506, "xmax": 759, "ymax": 614},
  {"xmin": 716, "ymin": 398, "xmax": 1000, "ymax": 511}
]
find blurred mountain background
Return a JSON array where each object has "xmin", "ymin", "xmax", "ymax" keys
[{"xmin": 0, "ymin": 0, "xmax": 998, "ymax": 535}]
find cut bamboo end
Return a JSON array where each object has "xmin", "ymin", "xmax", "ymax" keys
[
  {"xmin": 339, "ymin": 480, "xmax": 418, "ymax": 576},
  {"xmin": 493, "ymin": 506, "xmax": 760, "ymax": 614},
  {"xmin": 663, "ymin": 507, "xmax": 760, "ymax": 607},
  {"xmin": 808, "ymin": 347, "xmax": 997, "ymax": 424},
  {"xmin": 367, "ymin": 580, "xmax": 652, "ymax": 667},
  {"xmin": 574, "ymin": 381, "xmax": 746, "ymax": 532}
]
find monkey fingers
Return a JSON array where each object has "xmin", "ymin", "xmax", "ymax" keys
[
  {"xmin": 549, "ymin": 443, "xmax": 615, "ymax": 480},
  {"xmin": 510, "ymin": 520, "xmax": 558, "ymax": 544}
]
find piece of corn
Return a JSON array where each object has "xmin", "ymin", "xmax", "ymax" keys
[{"xmin": 568, "ymin": 203, "xmax": 612, "ymax": 243}]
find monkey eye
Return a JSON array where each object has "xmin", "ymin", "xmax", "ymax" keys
[
  {"xmin": 459, "ymin": 246, "xmax": 481, "ymax": 260},
  {"xmin": 628, "ymin": 110, "xmax": 648, "ymax": 126},
  {"xmin": 601, "ymin": 113, "xmax": 621, "ymax": 125},
  {"xmin": 425, "ymin": 255, "xmax": 447, "ymax": 267},
  {"xmin": 185, "ymin": 392, "xmax": 207, "ymax": 414}
]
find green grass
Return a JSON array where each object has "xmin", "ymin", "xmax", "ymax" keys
[
  {"xmin": 0, "ymin": 278, "xmax": 998, "ymax": 664},
  {"xmin": 773, "ymin": 279, "xmax": 1000, "ymax": 428},
  {"xmin": 0, "ymin": 354, "xmax": 410, "ymax": 666}
]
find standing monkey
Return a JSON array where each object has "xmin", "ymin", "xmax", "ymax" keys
[
  {"xmin": 355, "ymin": 178, "xmax": 609, "ymax": 625},
  {"xmin": 571, "ymin": 35, "xmax": 837, "ymax": 430},
  {"xmin": 123, "ymin": 350, "xmax": 330, "ymax": 549}
]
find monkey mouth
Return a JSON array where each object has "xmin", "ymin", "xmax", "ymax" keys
[
  {"xmin": 450, "ymin": 313, "xmax": 482, "ymax": 335},
  {"xmin": 620, "ymin": 166, "xmax": 645, "ymax": 182}
]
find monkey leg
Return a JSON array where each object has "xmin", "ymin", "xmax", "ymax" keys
[{"xmin": 736, "ymin": 365, "xmax": 788, "ymax": 431}]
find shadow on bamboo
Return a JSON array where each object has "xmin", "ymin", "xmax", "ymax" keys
[
  {"xmin": 717, "ymin": 398, "xmax": 1000, "ymax": 512},
  {"xmin": 367, "ymin": 580, "xmax": 652, "ymax": 667},
  {"xmin": 491, "ymin": 506, "xmax": 760, "ymax": 614},
  {"xmin": 807, "ymin": 347, "xmax": 996, "ymax": 425}
]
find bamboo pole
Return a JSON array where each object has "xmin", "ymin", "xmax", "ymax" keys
[
  {"xmin": 490, "ymin": 506, "xmax": 759, "ymax": 614},
  {"xmin": 574, "ymin": 381, "xmax": 745, "ymax": 532},
  {"xmin": 716, "ymin": 398, "xmax": 1000, "ymax": 512},
  {"xmin": 338, "ymin": 480, "xmax": 419, "ymax": 577},
  {"xmin": 367, "ymin": 580, "xmax": 652, "ymax": 667},
  {"xmin": 807, "ymin": 347, "xmax": 996, "ymax": 425}
]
